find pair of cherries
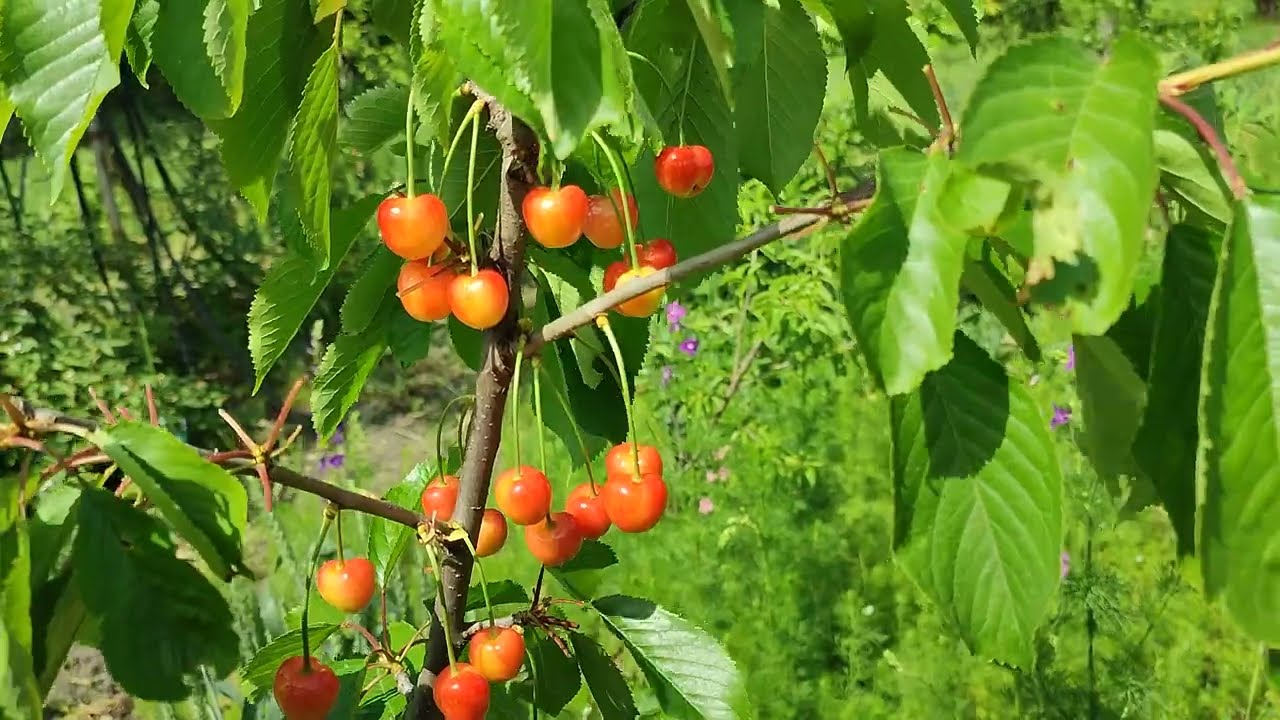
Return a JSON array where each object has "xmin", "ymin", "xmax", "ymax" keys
[
  {"xmin": 433, "ymin": 622, "xmax": 527, "ymax": 719},
  {"xmin": 377, "ymin": 193, "xmax": 509, "ymax": 331},
  {"xmin": 603, "ymin": 241, "xmax": 678, "ymax": 318},
  {"xmin": 421, "ymin": 475, "xmax": 509, "ymax": 557},
  {"xmin": 523, "ymin": 185, "xmax": 639, "ymax": 251}
]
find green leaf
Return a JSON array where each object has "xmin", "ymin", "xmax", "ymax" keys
[
  {"xmin": 625, "ymin": 0, "xmax": 738, "ymax": 289},
  {"xmin": 367, "ymin": 465, "xmax": 430, "ymax": 586},
  {"xmin": 340, "ymin": 83, "xmax": 410, "ymax": 156},
  {"xmin": 550, "ymin": 539, "xmax": 618, "ymax": 600},
  {"xmin": 372, "ymin": 0, "xmax": 414, "ymax": 44},
  {"xmin": 569, "ymin": 631, "xmax": 637, "ymax": 720},
  {"xmin": 31, "ymin": 571, "xmax": 85, "ymax": 695},
  {"xmin": 840, "ymin": 149, "xmax": 968, "ymax": 396},
  {"xmin": 153, "ymin": 0, "xmax": 249, "ymax": 119},
  {"xmin": 527, "ymin": 631, "xmax": 581, "ymax": 715},
  {"xmin": 956, "ymin": 35, "xmax": 1160, "ymax": 335},
  {"xmin": 961, "ymin": 252, "xmax": 1041, "ymax": 362},
  {"xmin": 463, "ymin": 581, "xmax": 529, "ymax": 614},
  {"xmin": 891, "ymin": 332, "xmax": 1063, "ymax": 668},
  {"xmin": 1238, "ymin": 123, "xmax": 1280, "ymax": 191},
  {"xmin": 1073, "ymin": 335, "xmax": 1147, "ymax": 481},
  {"xmin": 311, "ymin": 0, "xmax": 345, "ymax": 21},
  {"xmin": 593, "ymin": 595, "xmax": 748, "ymax": 719},
  {"xmin": 28, "ymin": 484, "xmax": 80, "ymax": 587},
  {"xmin": 124, "ymin": 0, "xmax": 158, "ymax": 84},
  {"xmin": 1134, "ymin": 224, "xmax": 1219, "ymax": 554},
  {"xmin": 249, "ymin": 195, "xmax": 382, "ymax": 392},
  {"xmin": 341, "ymin": 247, "xmax": 403, "ymax": 334},
  {"xmin": 312, "ymin": 305, "xmax": 393, "ymax": 440},
  {"xmin": 389, "ymin": 310, "xmax": 434, "ymax": 367},
  {"xmin": 422, "ymin": 99, "xmax": 503, "ymax": 226},
  {"xmin": 75, "ymin": 489, "xmax": 239, "ymax": 700},
  {"xmin": 732, "ymin": 0, "xmax": 826, "ymax": 195},
  {"xmin": 286, "ymin": 41, "xmax": 340, "ymax": 267},
  {"xmin": 238, "ymin": 624, "xmax": 342, "ymax": 701},
  {"xmin": 0, "ymin": 0, "xmax": 131, "ymax": 199},
  {"xmin": 684, "ymin": 0, "xmax": 735, "ymax": 105},
  {"xmin": 328, "ymin": 658, "xmax": 368, "ymax": 718},
  {"xmin": 833, "ymin": 0, "xmax": 940, "ymax": 132},
  {"xmin": 1, "ymin": 517, "xmax": 39, "ymax": 720},
  {"xmin": 939, "ymin": 0, "xmax": 979, "ymax": 53},
  {"xmin": 91, "ymin": 422, "xmax": 248, "ymax": 580},
  {"xmin": 1155, "ymin": 88, "xmax": 1231, "ymax": 228},
  {"xmin": 212, "ymin": 0, "xmax": 317, "ymax": 219},
  {"xmin": 1198, "ymin": 195, "xmax": 1280, "ymax": 643}
]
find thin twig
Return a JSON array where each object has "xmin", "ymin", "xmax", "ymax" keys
[
  {"xmin": 1160, "ymin": 94, "xmax": 1248, "ymax": 199},
  {"xmin": 145, "ymin": 385, "xmax": 158, "ymax": 425},
  {"xmin": 265, "ymin": 377, "xmax": 307, "ymax": 451},
  {"xmin": 712, "ymin": 340, "xmax": 764, "ymax": 422},
  {"xmin": 1160, "ymin": 44, "xmax": 1280, "ymax": 96},
  {"xmin": 813, "ymin": 143, "xmax": 839, "ymax": 199},
  {"xmin": 923, "ymin": 64, "xmax": 954, "ymax": 147},
  {"xmin": 887, "ymin": 106, "xmax": 938, "ymax": 137},
  {"xmin": 87, "ymin": 388, "xmax": 117, "ymax": 424}
]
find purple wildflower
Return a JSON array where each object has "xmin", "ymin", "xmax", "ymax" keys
[
  {"xmin": 698, "ymin": 497, "xmax": 715, "ymax": 515},
  {"xmin": 318, "ymin": 453, "xmax": 345, "ymax": 472},
  {"xmin": 1050, "ymin": 405, "xmax": 1071, "ymax": 429},
  {"xmin": 661, "ymin": 365, "xmax": 674, "ymax": 387},
  {"xmin": 1060, "ymin": 551, "xmax": 1071, "ymax": 579},
  {"xmin": 679, "ymin": 336, "xmax": 699, "ymax": 357},
  {"xmin": 331, "ymin": 425, "xmax": 346, "ymax": 446},
  {"xmin": 666, "ymin": 301, "xmax": 687, "ymax": 331},
  {"xmin": 1065, "ymin": 345, "xmax": 1076, "ymax": 372}
]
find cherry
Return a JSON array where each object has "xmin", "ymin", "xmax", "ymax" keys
[
  {"xmin": 603, "ymin": 260, "xmax": 629, "ymax": 293},
  {"xmin": 420, "ymin": 474, "xmax": 460, "ymax": 521},
  {"xmin": 605, "ymin": 443, "xmax": 664, "ymax": 478},
  {"xmin": 523, "ymin": 185, "xmax": 589, "ymax": 249},
  {"xmin": 377, "ymin": 193, "xmax": 450, "ymax": 260},
  {"xmin": 274, "ymin": 656, "xmax": 340, "ymax": 720},
  {"xmin": 315, "ymin": 557, "xmax": 376, "ymax": 613},
  {"xmin": 614, "ymin": 266, "xmax": 665, "ymax": 317},
  {"xmin": 467, "ymin": 626, "xmax": 526, "ymax": 682},
  {"xmin": 432, "ymin": 662, "xmax": 490, "ymax": 720},
  {"xmin": 583, "ymin": 189, "xmax": 639, "ymax": 250},
  {"xmin": 602, "ymin": 473, "xmax": 668, "ymax": 533},
  {"xmin": 565, "ymin": 483, "xmax": 611, "ymax": 540},
  {"xmin": 398, "ymin": 261, "xmax": 455, "ymax": 322},
  {"xmin": 449, "ymin": 269, "xmax": 509, "ymax": 330},
  {"xmin": 523, "ymin": 512, "xmax": 583, "ymax": 566},
  {"xmin": 493, "ymin": 466, "xmax": 553, "ymax": 526},
  {"xmin": 640, "ymin": 239, "xmax": 677, "ymax": 269},
  {"xmin": 654, "ymin": 145, "xmax": 715, "ymax": 198},
  {"xmin": 476, "ymin": 508, "xmax": 508, "ymax": 557}
]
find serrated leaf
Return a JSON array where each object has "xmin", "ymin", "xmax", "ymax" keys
[
  {"xmin": 340, "ymin": 84, "xmax": 410, "ymax": 156},
  {"xmin": 75, "ymin": 489, "xmax": 238, "ymax": 700},
  {"xmin": 892, "ymin": 332, "xmax": 1062, "ymax": 668},
  {"xmin": 961, "ymin": 252, "xmax": 1041, "ymax": 362},
  {"xmin": 570, "ymin": 631, "xmax": 637, "ymax": 720},
  {"xmin": 594, "ymin": 595, "xmax": 748, "ymax": 719},
  {"xmin": 1073, "ymin": 334, "xmax": 1147, "ymax": 488},
  {"xmin": 341, "ymin": 247, "xmax": 402, "ymax": 334},
  {"xmin": 527, "ymin": 631, "xmax": 581, "ymax": 715},
  {"xmin": 956, "ymin": 35, "xmax": 1160, "ymax": 335},
  {"xmin": 840, "ymin": 149, "xmax": 967, "ymax": 396},
  {"xmin": 1, "ymin": 516, "xmax": 39, "ymax": 720},
  {"xmin": 125, "ymin": 0, "xmax": 158, "ymax": 84},
  {"xmin": 1198, "ymin": 195, "xmax": 1280, "ymax": 643},
  {"xmin": 832, "ymin": 0, "xmax": 940, "ymax": 132},
  {"xmin": 287, "ymin": 41, "xmax": 340, "ymax": 267},
  {"xmin": 0, "ymin": 0, "xmax": 130, "ymax": 200},
  {"xmin": 388, "ymin": 310, "xmax": 434, "ymax": 367},
  {"xmin": 368, "ymin": 464, "xmax": 430, "ymax": 586},
  {"xmin": 249, "ymin": 195, "xmax": 382, "ymax": 392},
  {"xmin": 91, "ymin": 422, "xmax": 248, "ymax": 580},
  {"xmin": 372, "ymin": 0, "xmax": 414, "ymax": 44},
  {"xmin": 153, "ymin": 0, "xmax": 248, "ymax": 119},
  {"xmin": 1238, "ymin": 123, "xmax": 1280, "ymax": 191},
  {"xmin": 312, "ymin": 306, "xmax": 393, "ymax": 440},
  {"xmin": 1134, "ymin": 224, "xmax": 1219, "ymax": 554},
  {"xmin": 939, "ymin": 0, "xmax": 979, "ymax": 53},
  {"xmin": 732, "ymin": 0, "xmax": 826, "ymax": 195},
  {"xmin": 550, "ymin": 539, "xmax": 618, "ymax": 600},
  {"xmin": 463, "ymin": 580, "xmax": 529, "ymax": 615},
  {"xmin": 238, "ymin": 624, "xmax": 342, "ymax": 700},
  {"xmin": 1155, "ymin": 88, "xmax": 1231, "ymax": 228}
]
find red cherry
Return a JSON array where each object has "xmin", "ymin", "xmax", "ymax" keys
[
  {"xmin": 654, "ymin": 145, "xmax": 715, "ymax": 198},
  {"xmin": 565, "ymin": 483, "xmax": 611, "ymax": 540},
  {"xmin": 377, "ymin": 193, "xmax": 450, "ymax": 260},
  {"xmin": 640, "ymin": 239, "xmax": 677, "ymax": 269},
  {"xmin": 398, "ymin": 261, "xmax": 456, "ymax": 322},
  {"xmin": 614, "ymin": 266, "xmax": 665, "ymax": 317},
  {"xmin": 273, "ymin": 656, "xmax": 340, "ymax": 720},
  {"xmin": 603, "ymin": 260, "xmax": 629, "ymax": 293},
  {"xmin": 583, "ymin": 189, "xmax": 639, "ymax": 250},
  {"xmin": 476, "ymin": 508, "xmax": 508, "ymax": 557},
  {"xmin": 420, "ymin": 474, "xmax": 460, "ymax": 521},
  {"xmin": 467, "ymin": 626, "xmax": 526, "ymax": 682},
  {"xmin": 448, "ymin": 269, "xmax": 509, "ymax": 330},
  {"xmin": 315, "ymin": 557, "xmax": 376, "ymax": 613},
  {"xmin": 523, "ymin": 512, "xmax": 583, "ymax": 566},
  {"xmin": 602, "ymin": 474, "xmax": 668, "ymax": 533},
  {"xmin": 433, "ymin": 663, "xmax": 490, "ymax": 719},
  {"xmin": 522, "ymin": 185, "xmax": 589, "ymax": 249},
  {"xmin": 494, "ymin": 466, "xmax": 553, "ymax": 526},
  {"xmin": 605, "ymin": 443, "xmax": 664, "ymax": 478}
]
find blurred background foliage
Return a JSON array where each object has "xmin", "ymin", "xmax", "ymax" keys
[{"xmin": 5, "ymin": 0, "xmax": 1280, "ymax": 718}]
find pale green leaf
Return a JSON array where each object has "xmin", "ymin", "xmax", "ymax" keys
[
  {"xmin": 1155, "ymin": 87, "xmax": 1231, "ymax": 228},
  {"xmin": 1, "ymin": 517, "xmax": 39, "ymax": 720},
  {"xmin": 732, "ymin": 0, "xmax": 826, "ymax": 194},
  {"xmin": 340, "ymin": 83, "xmax": 410, "ymax": 156},
  {"xmin": 311, "ymin": 0, "xmax": 344, "ymax": 21},
  {"xmin": 840, "ymin": 149, "xmax": 968, "ymax": 396},
  {"xmin": 124, "ymin": 0, "xmax": 158, "ymax": 84},
  {"xmin": 286, "ymin": 41, "xmax": 339, "ymax": 267},
  {"xmin": 367, "ymin": 464, "xmax": 431, "ymax": 586},
  {"xmin": 153, "ymin": 0, "xmax": 248, "ymax": 119},
  {"xmin": 892, "ymin": 332, "xmax": 1063, "ymax": 668},
  {"xmin": 1198, "ymin": 195, "xmax": 1280, "ymax": 643}
]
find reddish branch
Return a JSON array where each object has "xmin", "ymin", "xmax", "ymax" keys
[{"xmin": 1159, "ymin": 94, "xmax": 1248, "ymax": 199}]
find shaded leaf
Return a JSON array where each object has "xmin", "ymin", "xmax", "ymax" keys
[
  {"xmin": 527, "ymin": 631, "xmax": 581, "ymax": 715},
  {"xmin": 939, "ymin": 0, "xmax": 979, "ymax": 53},
  {"xmin": 286, "ymin": 41, "xmax": 340, "ymax": 267},
  {"xmin": 830, "ymin": 0, "xmax": 939, "ymax": 132},
  {"xmin": 312, "ymin": 304, "xmax": 394, "ymax": 440},
  {"xmin": 1, "ymin": 516, "xmax": 39, "ymax": 720},
  {"xmin": 1073, "ymin": 335, "xmax": 1147, "ymax": 481},
  {"xmin": 570, "ymin": 631, "xmax": 637, "ymax": 720},
  {"xmin": 550, "ymin": 539, "xmax": 618, "ymax": 600},
  {"xmin": 125, "ymin": 0, "xmax": 158, "ymax": 84},
  {"xmin": 684, "ymin": 0, "xmax": 735, "ymax": 105},
  {"xmin": 367, "ymin": 464, "xmax": 431, "ymax": 586},
  {"xmin": 238, "ymin": 624, "xmax": 342, "ymax": 700},
  {"xmin": 388, "ymin": 310, "xmax": 434, "ymax": 367},
  {"xmin": 961, "ymin": 251, "xmax": 1041, "ymax": 362},
  {"xmin": 340, "ymin": 247, "xmax": 402, "ymax": 334},
  {"xmin": 340, "ymin": 83, "xmax": 410, "ymax": 156},
  {"xmin": 153, "ymin": 0, "xmax": 249, "ymax": 119}
]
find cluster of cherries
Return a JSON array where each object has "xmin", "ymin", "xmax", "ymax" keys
[{"xmin": 383, "ymin": 143, "xmax": 715, "ymax": 332}]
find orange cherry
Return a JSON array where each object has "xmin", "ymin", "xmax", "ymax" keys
[
  {"xmin": 583, "ymin": 189, "xmax": 639, "ymax": 250},
  {"xmin": 398, "ymin": 261, "xmax": 455, "ymax": 322},
  {"xmin": 654, "ymin": 145, "xmax": 715, "ymax": 199},
  {"xmin": 432, "ymin": 663, "xmax": 490, "ymax": 719},
  {"xmin": 315, "ymin": 557, "xmax": 376, "ymax": 613},
  {"xmin": 467, "ymin": 626, "xmax": 526, "ymax": 682},
  {"xmin": 420, "ymin": 474, "xmax": 460, "ymax": 521},
  {"xmin": 273, "ymin": 656, "xmax": 339, "ymax": 720},
  {"xmin": 522, "ymin": 185, "xmax": 589, "ymax": 249},
  {"xmin": 448, "ymin": 269, "xmax": 509, "ymax": 330},
  {"xmin": 614, "ymin": 266, "xmax": 665, "ymax": 317},
  {"xmin": 565, "ymin": 483, "xmax": 611, "ymax": 540},
  {"xmin": 605, "ymin": 443, "xmax": 664, "ymax": 478},
  {"xmin": 602, "ymin": 473, "xmax": 668, "ymax": 533},
  {"xmin": 476, "ymin": 508, "xmax": 508, "ymax": 557},
  {"xmin": 377, "ymin": 193, "xmax": 450, "ymax": 260},
  {"xmin": 494, "ymin": 466, "xmax": 553, "ymax": 526},
  {"xmin": 523, "ymin": 512, "xmax": 583, "ymax": 566}
]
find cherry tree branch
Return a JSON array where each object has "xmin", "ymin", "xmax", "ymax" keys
[
  {"xmin": 1159, "ymin": 94, "xmax": 1248, "ymax": 199},
  {"xmin": 1159, "ymin": 44, "xmax": 1280, "ymax": 96}
]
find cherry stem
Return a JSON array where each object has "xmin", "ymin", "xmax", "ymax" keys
[
  {"xmin": 435, "ymin": 395, "xmax": 475, "ymax": 487},
  {"xmin": 511, "ymin": 345, "xmax": 525, "ymax": 467},
  {"xmin": 530, "ymin": 566, "xmax": 546, "ymax": 608},
  {"xmin": 405, "ymin": 85, "xmax": 417, "ymax": 199},
  {"xmin": 265, "ymin": 377, "xmax": 306, "ymax": 452},
  {"xmin": 425, "ymin": 544, "xmax": 459, "ymax": 669},
  {"xmin": 1160, "ymin": 93, "xmax": 1248, "ymax": 199},
  {"xmin": 465, "ymin": 108, "xmax": 482, "ymax": 275},
  {"xmin": 531, "ymin": 356, "xmax": 548, "ymax": 472},
  {"xmin": 439, "ymin": 100, "xmax": 484, "ymax": 194},
  {"xmin": 596, "ymin": 317, "xmax": 640, "ymax": 469},
  {"xmin": 302, "ymin": 508, "xmax": 336, "ymax": 669},
  {"xmin": 458, "ymin": 534, "xmax": 499, "ymax": 629},
  {"xmin": 144, "ymin": 384, "xmax": 158, "ymax": 425},
  {"xmin": 589, "ymin": 131, "xmax": 641, "ymax": 270},
  {"xmin": 335, "ymin": 509, "xmax": 346, "ymax": 563},
  {"xmin": 536, "ymin": 360, "xmax": 597, "ymax": 491}
]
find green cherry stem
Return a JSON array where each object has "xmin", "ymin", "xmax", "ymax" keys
[
  {"xmin": 535, "ymin": 359, "xmax": 598, "ymax": 490},
  {"xmin": 465, "ymin": 108, "xmax": 481, "ymax": 274},
  {"xmin": 335, "ymin": 509, "xmax": 346, "ymax": 563},
  {"xmin": 425, "ymin": 544, "xmax": 459, "ymax": 669},
  {"xmin": 589, "ymin": 131, "xmax": 641, "ymax": 270},
  {"xmin": 596, "ymin": 316, "xmax": 640, "ymax": 469},
  {"xmin": 436, "ymin": 395, "xmax": 476, "ymax": 484},
  {"xmin": 405, "ymin": 86, "xmax": 417, "ymax": 198},
  {"xmin": 531, "ymin": 356, "xmax": 548, "ymax": 471},
  {"xmin": 511, "ymin": 345, "xmax": 525, "ymax": 467},
  {"xmin": 458, "ymin": 533, "xmax": 499, "ymax": 628},
  {"xmin": 439, "ymin": 100, "xmax": 484, "ymax": 194},
  {"xmin": 301, "ymin": 506, "xmax": 336, "ymax": 670}
]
